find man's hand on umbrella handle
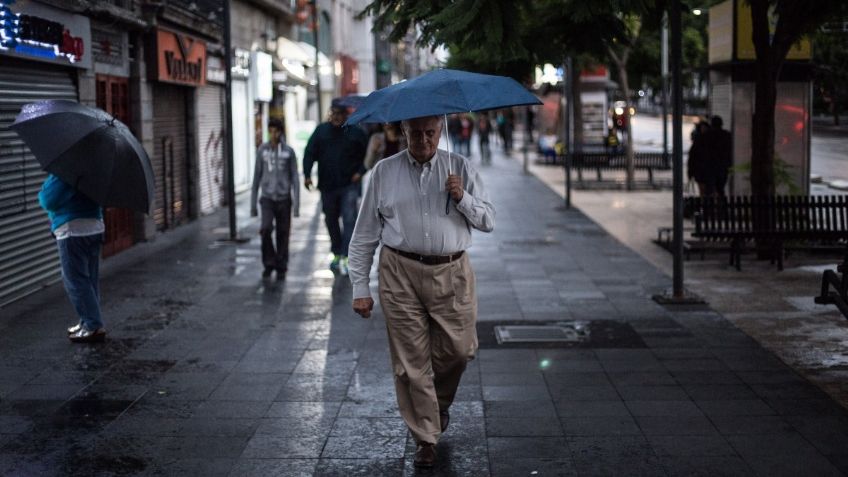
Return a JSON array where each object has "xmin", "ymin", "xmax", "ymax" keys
[
  {"xmin": 353, "ymin": 297, "xmax": 374, "ymax": 318},
  {"xmin": 351, "ymin": 172, "xmax": 362, "ymax": 183},
  {"xmin": 304, "ymin": 178, "xmax": 313, "ymax": 191},
  {"xmin": 446, "ymin": 174, "xmax": 464, "ymax": 202}
]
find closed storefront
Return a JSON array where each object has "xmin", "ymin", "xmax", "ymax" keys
[
  {"xmin": 152, "ymin": 84, "xmax": 190, "ymax": 230},
  {"xmin": 148, "ymin": 27, "xmax": 207, "ymax": 230},
  {"xmin": 0, "ymin": 0, "xmax": 90, "ymax": 306},
  {"xmin": 92, "ymin": 24, "xmax": 135, "ymax": 257},
  {"xmin": 0, "ymin": 62, "xmax": 79, "ymax": 305},
  {"xmin": 196, "ymin": 83, "xmax": 225, "ymax": 215},
  {"xmin": 96, "ymin": 75, "xmax": 134, "ymax": 256}
]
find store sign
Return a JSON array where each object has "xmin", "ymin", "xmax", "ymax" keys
[
  {"xmin": 154, "ymin": 28, "xmax": 206, "ymax": 86},
  {"xmin": 206, "ymin": 55, "xmax": 225, "ymax": 84},
  {"xmin": 251, "ymin": 50, "xmax": 273, "ymax": 102},
  {"xmin": 232, "ymin": 48, "xmax": 250, "ymax": 79},
  {"xmin": 0, "ymin": 0, "xmax": 91, "ymax": 68}
]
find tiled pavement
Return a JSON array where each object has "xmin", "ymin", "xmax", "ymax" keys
[{"xmin": 1, "ymin": 145, "xmax": 848, "ymax": 476}]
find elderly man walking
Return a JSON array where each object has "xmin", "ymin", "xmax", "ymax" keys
[{"xmin": 347, "ymin": 115, "xmax": 495, "ymax": 468}]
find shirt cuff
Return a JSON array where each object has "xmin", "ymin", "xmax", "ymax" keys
[
  {"xmin": 456, "ymin": 190, "xmax": 473, "ymax": 212},
  {"xmin": 352, "ymin": 282, "xmax": 372, "ymax": 300}
]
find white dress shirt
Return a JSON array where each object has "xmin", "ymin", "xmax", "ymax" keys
[{"xmin": 348, "ymin": 148, "xmax": 495, "ymax": 299}]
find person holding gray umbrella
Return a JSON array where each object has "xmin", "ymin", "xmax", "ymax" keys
[
  {"xmin": 38, "ymin": 174, "xmax": 106, "ymax": 343},
  {"xmin": 12, "ymin": 100, "xmax": 155, "ymax": 343}
]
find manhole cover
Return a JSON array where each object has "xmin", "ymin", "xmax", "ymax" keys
[
  {"xmin": 495, "ymin": 324, "xmax": 589, "ymax": 344},
  {"xmin": 477, "ymin": 320, "xmax": 646, "ymax": 349}
]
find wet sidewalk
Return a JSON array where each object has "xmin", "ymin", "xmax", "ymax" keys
[{"xmin": 2, "ymin": 145, "xmax": 848, "ymax": 476}]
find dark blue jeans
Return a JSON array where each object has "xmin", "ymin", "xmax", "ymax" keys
[
  {"xmin": 57, "ymin": 234, "xmax": 103, "ymax": 331},
  {"xmin": 321, "ymin": 184, "xmax": 359, "ymax": 257}
]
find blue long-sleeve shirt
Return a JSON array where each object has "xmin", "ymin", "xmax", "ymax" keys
[
  {"xmin": 302, "ymin": 123, "xmax": 368, "ymax": 191},
  {"xmin": 38, "ymin": 174, "xmax": 102, "ymax": 232}
]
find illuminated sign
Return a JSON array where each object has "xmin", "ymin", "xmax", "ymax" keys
[
  {"xmin": 0, "ymin": 0, "xmax": 90, "ymax": 68},
  {"xmin": 152, "ymin": 28, "xmax": 206, "ymax": 86}
]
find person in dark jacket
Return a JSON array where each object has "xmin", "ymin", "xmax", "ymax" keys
[
  {"xmin": 706, "ymin": 115, "xmax": 733, "ymax": 196},
  {"xmin": 303, "ymin": 99, "xmax": 368, "ymax": 275},
  {"xmin": 251, "ymin": 118, "xmax": 300, "ymax": 280},
  {"xmin": 687, "ymin": 120, "xmax": 712, "ymax": 196},
  {"xmin": 38, "ymin": 174, "xmax": 106, "ymax": 343}
]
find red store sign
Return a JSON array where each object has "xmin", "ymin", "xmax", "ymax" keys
[{"xmin": 150, "ymin": 29, "xmax": 206, "ymax": 86}]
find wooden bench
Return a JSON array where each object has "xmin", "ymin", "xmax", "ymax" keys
[
  {"xmin": 815, "ymin": 253, "xmax": 848, "ymax": 318},
  {"xmin": 689, "ymin": 195, "xmax": 848, "ymax": 270},
  {"xmin": 568, "ymin": 152, "xmax": 670, "ymax": 187}
]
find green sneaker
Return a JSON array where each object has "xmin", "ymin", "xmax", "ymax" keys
[
  {"xmin": 340, "ymin": 256, "xmax": 349, "ymax": 276},
  {"xmin": 329, "ymin": 254, "xmax": 341, "ymax": 272}
]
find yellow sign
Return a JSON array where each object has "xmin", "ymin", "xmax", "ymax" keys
[
  {"xmin": 735, "ymin": 0, "xmax": 811, "ymax": 60},
  {"xmin": 708, "ymin": 1, "xmax": 734, "ymax": 64}
]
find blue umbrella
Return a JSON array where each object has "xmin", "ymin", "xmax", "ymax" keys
[
  {"xmin": 344, "ymin": 69, "xmax": 541, "ymax": 125},
  {"xmin": 346, "ymin": 69, "xmax": 540, "ymax": 215},
  {"xmin": 335, "ymin": 94, "xmax": 368, "ymax": 109}
]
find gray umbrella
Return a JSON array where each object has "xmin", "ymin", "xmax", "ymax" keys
[{"xmin": 10, "ymin": 100, "xmax": 155, "ymax": 214}]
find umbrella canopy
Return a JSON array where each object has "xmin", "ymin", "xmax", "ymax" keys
[
  {"xmin": 11, "ymin": 100, "xmax": 155, "ymax": 214},
  {"xmin": 345, "ymin": 69, "xmax": 541, "ymax": 125},
  {"xmin": 335, "ymin": 94, "xmax": 368, "ymax": 109}
]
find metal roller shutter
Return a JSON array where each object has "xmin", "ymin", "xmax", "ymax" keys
[
  {"xmin": 197, "ymin": 85, "xmax": 225, "ymax": 215},
  {"xmin": 0, "ymin": 62, "xmax": 78, "ymax": 307},
  {"xmin": 152, "ymin": 84, "xmax": 189, "ymax": 230}
]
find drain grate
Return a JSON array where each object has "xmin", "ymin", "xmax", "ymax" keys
[
  {"xmin": 495, "ymin": 323, "xmax": 590, "ymax": 344},
  {"xmin": 478, "ymin": 320, "xmax": 646, "ymax": 349}
]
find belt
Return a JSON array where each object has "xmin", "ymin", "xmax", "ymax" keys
[{"xmin": 386, "ymin": 246, "xmax": 464, "ymax": 265}]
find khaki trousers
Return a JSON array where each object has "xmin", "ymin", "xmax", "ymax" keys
[{"xmin": 378, "ymin": 247, "xmax": 478, "ymax": 445}]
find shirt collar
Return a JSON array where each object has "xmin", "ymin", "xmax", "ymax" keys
[{"xmin": 406, "ymin": 149, "xmax": 440, "ymax": 168}]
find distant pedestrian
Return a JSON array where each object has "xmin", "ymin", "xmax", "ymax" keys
[
  {"xmin": 348, "ymin": 115, "xmax": 495, "ymax": 469},
  {"xmin": 477, "ymin": 112, "xmax": 493, "ymax": 163},
  {"xmin": 447, "ymin": 115, "xmax": 462, "ymax": 153},
  {"xmin": 687, "ymin": 119, "xmax": 713, "ymax": 196},
  {"xmin": 706, "ymin": 115, "xmax": 732, "ymax": 196},
  {"xmin": 496, "ymin": 109, "xmax": 514, "ymax": 151},
  {"xmin": 539, "ymin": 129, "xmax": 558, "ymax": 164},
  {"xmin": 38, "ymin": 174, "xmax": 106, "ymax": 343},
  {"xmin": 525, "ymin": 107, "xmax": 535, "ymax": 144},
  {"xmin": 303, "ymin": 99, "xmax": 368, "ymax": 276},
  {"xmin": 364, "ymin": 122, "xmax": 405, "ymax": 170},
  {"xmin": 459, "ymin": 114, "xmax": 473, "ymax": 157},
  {"xmin": 251, "ymin": 118, "xmax": 300, "ymax": 280}
]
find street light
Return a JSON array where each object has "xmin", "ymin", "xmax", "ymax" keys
[
  {"xmin": 692, "ymin": 8, "xmax": 703, "ymax": 16},
  {"xmin": 653, "ymin": 0, "xmax": 703, "ymax": 305}
]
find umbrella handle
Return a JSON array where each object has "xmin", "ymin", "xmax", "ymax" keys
[{"xmin": 444, "ymin": 114, "xmax": 451, "ymax": 215}]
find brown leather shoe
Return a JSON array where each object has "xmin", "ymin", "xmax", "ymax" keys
[
  {"xmin": 440, "ymin": 409, "xmax": 450, "ymax": 433},
  {"xmin": 414, "ymin": 442, "xmax": 436, "ymax": 468}
]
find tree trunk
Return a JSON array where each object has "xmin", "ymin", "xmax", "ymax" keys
[
  {"xmin": 618, "ymin": 64, "xmax": 635, "ymax": 190},
  {"xmin": 573, "ymin": 75, "xmax": 584, "ymax": 148},
  {"xmin": 751, "ymin": 59, "xmax": 777, "ymax": 198}
]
